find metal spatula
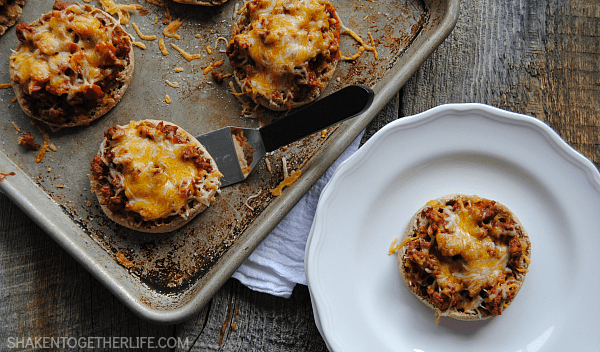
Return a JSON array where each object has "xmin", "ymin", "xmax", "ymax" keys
[{"xmin": 196, "ymin": 84, "xmax": 374, "ymax": 187}]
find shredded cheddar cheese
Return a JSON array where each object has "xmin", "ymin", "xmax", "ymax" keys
[
  {"xmin": 163, "ymin": 18, "xmax": 184, "ymax": 39},
  {"xmin": 99, "ymin": 0, "xmax": 142, "ymax": 25},
  {"xmin": 164, "ymin": 94, "xmax": 172, "ymax": 103},
  {"xmin": 269, "ymin": 170, "xmax": 301, "ymax": 196},
  {"xmin": 31, "ymin": 121, "xmax": 50, "ymax": 163},
  {"xmin": 389, "ymin": 235, "xmax": 418, "ymax": 255},
  {"xmin": 132, "ymin": 22, "xmax": 157, "ymax": 40},
  {"xmin": 215, "ymin": 37, "xmax": 228, "ymax": 53},
  {"xmin": 244, "ymin": 190, "xmax": 262, "ymax": 211},
  {"xmin": 0, "ymin": 83, "xmax": 11, "ymax": 89},
  {"xmin": 158, "ymin": 38, "xmax": 168, "ymax": 55},
  {"xmin": 340, "ymin": 26, "xmax": 378, "ymax": 60},
  {"xmin": 165, "ymin": 80, "xmax": 179, "ymax": 88},
  {"xmin": 203, "ymin": 59, "xmax": 225, "ymax": 75},
  {"xmin": 132, "ymin": 41, "xmax": 147, "ymax": 49},
  {"xmin": 11, "ymin": 122, "xmax": 21, "ymax": 132},
  {"xmin": 171, "ymin": 43, "xmax": 201, "ymax": 61}
]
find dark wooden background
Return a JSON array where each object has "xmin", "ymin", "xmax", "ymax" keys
[{"xmin": 1, "ymin": 0, "xmax": 599, "ymax": 350}]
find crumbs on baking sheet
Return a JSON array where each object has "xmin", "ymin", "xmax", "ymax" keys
[{"xmin": 116, "ymin": 252, "xmax": 135, "ymax": 269}]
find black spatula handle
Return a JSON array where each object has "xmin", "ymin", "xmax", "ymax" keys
[{"xmin": 259, "ymin": 85, "xmax": 375, "ymax": 153}]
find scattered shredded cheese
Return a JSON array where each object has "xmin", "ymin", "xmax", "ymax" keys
[
  {"xmin": 158, "ymin": 38, "xmax": 168, "ymax": 55},
  {"xmin": 244, "ymin": 190, "xmax": 262, "ymax": 211},
  {"xmin": 99, "ymin": 0, "xmax": 142, "ymax": 25},
  {"xmin": 151, "ymin": 16, "xmax": 159, "ymax": 25},
  {"xmin": 174, "ymin": 67, "xmax": 184, "ymax": 73},
  {"xmin": 163, "ymin": 18, "xmax": 184, "ymax": 39},
  {"xmin": 265, "ymin": 158, "xmax": 272, "ymax": 173},
  {"xmin": 132, "ymin": 22, "xmax": 157, "ymax": 40},
  {"xmin": 340, "ymin": 25, "xmax": 379, "ymax": 60},
  {"xmin": 269, "ymin": 170, "xmax": 301, "ymax": 196},
  {"xmin": 170, "ymin": 43, "xmax": 201, "ymax": 61},
  {"xmin": 11, "ymin": 122, "xmax": 21, "ymax": 132},
  {"xmin": 164, "ymin": 94, "xmax": 172, "ymax": 104},
  {"xmin": 132, "ymin": 41, "xmax": 146, "ymax": 49},
  {"xmin": 206, "ymin": 45, "xmax": 212, "ymax": 54},
  {"xmin": 203, "ymin": 59, "xmax": 225, "ymax": 75},
  {"xmin": 165, "ymin": 80, "xmax": 180, "ymax": 88},
  {"xmin": 0, "ymin": 83, "xmax": 11, "ymax": 89},
  {"xmin": 31, "ymin": 121, "xmax": 51, "ymax": 163},
  {"xmin": 215, "ymin": 37, "xmax": 228, "ymax": 53}
]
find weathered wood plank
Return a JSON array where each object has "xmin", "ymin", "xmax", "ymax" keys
[
  {"xmin": 0, "ymin": 194, "xmax": 175, "ymax": 351},
  {"xmin": 401, "ymin": 0, "xmax": 600, "ymax": 167}
]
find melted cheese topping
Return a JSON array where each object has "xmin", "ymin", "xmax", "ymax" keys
[
  {"xmin": 429, "ymin": 199, "xmax": 509, "ymax": 296},
  {"xmin": 10, "ymin": 4, "xmax": 127, "ymax": 100},
  {"xmin": 232, "ymin": 0, "xmax": 338, "ymax": 99},
  {"xmin": 103, "ymin": 121, "xmax": 220, "ymax": 221}
]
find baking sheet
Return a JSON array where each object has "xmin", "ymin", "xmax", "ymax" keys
[{"xmin": 0, "ymin": 0, "xmax": 459, "ymax": 323}]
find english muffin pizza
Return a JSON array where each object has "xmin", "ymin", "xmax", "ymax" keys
[
  {"xmin": 226, "ymin": 0, "xmax": 341, "ymax": 111},
  {"xmin": 89, "ymin": 120, "xmax": 222, "ymax": 233},
  {"xmin": 391, "ymin": 194, "xmax": 531, "ymax": 321},
  {"xmin": 9, "ymin": 1, "xmax": 134, "ymax": 130}
]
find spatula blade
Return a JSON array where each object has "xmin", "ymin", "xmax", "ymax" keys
[{"xmin": 196, "ymin": 127, "xmax": 247, "ymax": 187}]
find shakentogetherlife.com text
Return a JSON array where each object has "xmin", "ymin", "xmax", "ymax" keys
[{"xmin": 5, "ymin": 336, "xmax": 191, "ymax": 350}]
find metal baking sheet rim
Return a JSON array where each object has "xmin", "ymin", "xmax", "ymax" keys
[{"xmin": 0, "ymin": 0, "xmax": 460, "ymax": 324}]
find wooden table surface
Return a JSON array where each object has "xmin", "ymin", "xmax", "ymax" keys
[{"xmin": 1, "ymin": 0, "xmax": 599, "ymax": 350}]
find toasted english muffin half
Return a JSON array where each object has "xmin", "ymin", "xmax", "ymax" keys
[
  {"xmin": 89, "ymin": 120, "xmax": 221, "ymax": 233},
  {"xmin": 394, "ymin": 194, "xmax": 531, "ymax": 321},
  {"xmin": 0, "ymin": 0, "xmax": 27, "ymax": 36},
  {"xmin": 9, "ymin": 1, "xmax": 134, "ymax": 130},
  {"xmin": 226, "ymin": 0, "xmax": 341, "ymax": 111}
]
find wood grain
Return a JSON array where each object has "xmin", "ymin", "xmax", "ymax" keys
[{"xmin": 402, "ymin": 0, "xmax": 600, "ymax": 167}]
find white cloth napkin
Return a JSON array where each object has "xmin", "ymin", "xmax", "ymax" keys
[{"xmin": 232, "ymin": 131, "xmax": 364, "ymax": 298}]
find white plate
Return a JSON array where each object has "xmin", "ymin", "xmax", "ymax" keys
[{"xmin": 305, "ymin": 104, "xmax": 600, "ymax": 352}]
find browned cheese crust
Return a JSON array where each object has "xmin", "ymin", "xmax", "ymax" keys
[
  {"xmin": 0, "ymin": 0, "xmax": 26, "ymax": 36},
  {"xmin": 9, "ymin": 1, "xmax": 134, "ymax": 130},
  {"xmin": 396, "ymin": 194, "xmax": 531, "ymax": 321},
  {"xmin": 226, "ymin": 0, "xmax": 341, "ymax": 111},
  {"xmin": 89, "ymin": 120, "xmax": 221, "ymax": 233}
]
